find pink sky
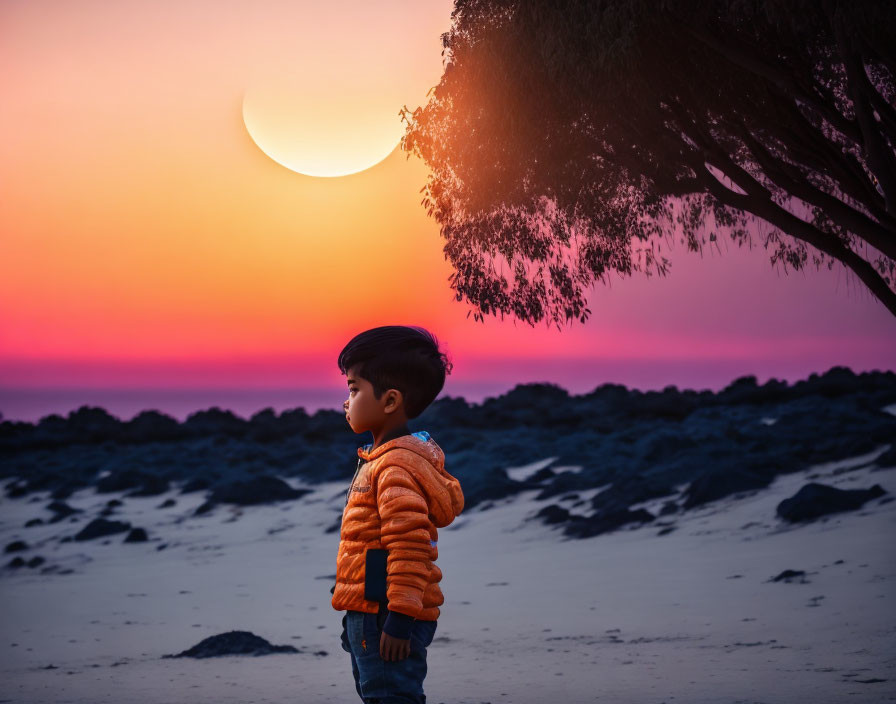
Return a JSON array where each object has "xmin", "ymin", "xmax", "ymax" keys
[{"xmin": 1, "ymin": 0, "xmax": 893, "ymax": 414}]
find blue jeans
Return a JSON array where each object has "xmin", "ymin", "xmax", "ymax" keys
[{"xmin": 340, "ymin": 605, "xmax": 438, "ymax": 704}]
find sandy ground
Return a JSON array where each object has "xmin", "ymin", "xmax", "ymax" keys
[{"xmin": 1, "ymin": 446, "xmax": 894, "ymax": 704}]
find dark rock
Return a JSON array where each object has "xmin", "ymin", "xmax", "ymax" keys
[
  {"xmin": 533, "ymin": 504, "xmax": 570, "ymax": 525},
  {"xmin": 477, "ymin": 383, "xmax": 573, "ymax": 429},
  {"xmin": 641, "ymin": 429, "xmax": 699, "ymax": 461},
  {"xmin": 1, "ymin": 365, "xmax": 893, "ymax": 545},
  {"xmin": 207, "ymin": 475, "xmax": 309, "ymax": 506},
  {"xmin": 563, "ymin": 508, "xmax": 655, "ymax": 538},
  {"xmin": 65, "ymin": 406, "xmax": 122, "ymax": 442},
  {"xmin": 25, "ymin": 518, "xmax": 44, "ymax": 527},
  {"xmin": 300, "ymin": 410, "xmax": 346, "ymax": 443},
  {"xmin": 74, "ymin": 518, "xmax": 132, "ymax": 541},
  {"xmin": 46, "ymin": 501, "xmax": 81, "ymax": 523},
  {"xmin": 97, "ymin": 470, "xmax": 154, "ymax": 494},
  {"xmin": 124, "ymin": 528, "xmax": 149, "ymax": 543},
  {"xmin": 770, "ymin": 569, "xmax": 808, "ymax": 583},
  {"xmin": 98, "ymin": 499, "xmax": 122, "ymax": 517},
  {"xmin": 324, "ymin": 515, "xmax": 342, "ymax": 534},
  {"xmin": 180, "ymin": 477, "xmax": 212, "ymax": 494},
  {"xmin": 162, "ymin": 630, "xmax": 299, "ymax": 658},
  {"xmin": 246, "ymin": 408, "xmax": 287, "ymax": 443},
  {"xmin": 5, "ymin": 481, "xmax": 28, "ymax": 498},
  {"xmin": 682, "ymin": 466, "xmax": 773, "ymax": 509},
  {"xmin": 659, "ymin": 500, "xmax": 679, "ymax": 515},
  {"xmin": 121, "ymin": 410, "xmax": 183, "ymax": 443},
  {"xmin": 7, "ymin": 556, "xmax": 26, "ymax": 568},
  {"xmin": 528, "ymin": 464, "xmax": 606, "ymax": 510},
  {"xmin": 182, "ymin": 407, "xmax": 249, "ymax": 439},
  {"xmin": 623, "ymin": 388, "xmax": 698, "ymax": 421},
  {"xmin": 194, "ymin": 500, "xmax": 216, "ymax": 516},
  {"xmin": 421, "ymin": 395, "xmax": 474, "ymax": 427},
  {"xmin": 27, "ymin": 556, "xmax": 45, "ymax": 568},
  {"xmin": 718, "ymin": 374, "xmax": 790, "ymax": 405},
  {"xmin": 529, "ymin": 467, "xmax": 557, "ymax": 483},
  {"xmin": 776, "ymin": 482, "xmax": 887, "ymax": 522},
  {"xmin": 5, "ymin": 540, "xmax": 28, "ymax": 553},
  {"xmin": 798, "ymin": 366, "xmax": 863, "ymax": 399},
  {"xmin": 50, "ymin": 481, "xmax": 86, "ymax": 500},
  {"xmin": 874, "ymin": 445, "xmax": 896, "ymax": 468},
  {"xmin": 590, "ymin": 473, "xmax": 676, "ymax": 514},
  {"xmin": 125, "ymin": 474, "xmax": 170, "ymax": 497}
]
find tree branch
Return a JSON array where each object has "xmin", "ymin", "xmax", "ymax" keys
[
  {"xmin": 773, "ymin": 93, "xmax": 890, "ymax": 217},
  {"xmin": 737, "ymin": 120, "xmax": 896, "ymax": 259},
  {"xmin": 696, "ymin": 165, "xmax": 896, "ymax": 316},
  {"xmin": 835, "ymin": 19, "xmax": 896, "ymax": 214},
  {"xmin": 676, "ymin": 18, "xmax": 863, "ymax": 146},
  {"xmin": 858, "ymin": 31, "xmax": 896, "ymax": 91}
]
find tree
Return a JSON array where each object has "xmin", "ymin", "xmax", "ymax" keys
[{"xmin": 399, "ymin": 0, "xmax": 896, "ymax": 329}]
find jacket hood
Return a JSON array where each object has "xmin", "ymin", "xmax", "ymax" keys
[{"xmin": 358, "ymin": 430, "xmax": 464, "ymax": 527}]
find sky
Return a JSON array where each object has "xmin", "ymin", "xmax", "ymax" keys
[{"xmin": 1, "ymin": 0, "xmax": 894, "ymax": 421}]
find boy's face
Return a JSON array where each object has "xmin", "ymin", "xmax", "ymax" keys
[{"xmin": 343, "ymin": 365, "xmax": 389, "ymax": 434}]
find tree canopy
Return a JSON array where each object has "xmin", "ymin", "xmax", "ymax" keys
[{"xmin": 399, "ymin": 0, "xmax": 896, "ymax": 328}]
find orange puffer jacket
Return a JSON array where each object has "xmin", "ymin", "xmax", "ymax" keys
[{"xmin": 331, "ymin": 431, "xmax": 464, "ymax": 621}]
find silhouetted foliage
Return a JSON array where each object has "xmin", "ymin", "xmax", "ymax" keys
[{"xmin": 400, "ymin": 0, "xmax": 896, "ymax": 327}]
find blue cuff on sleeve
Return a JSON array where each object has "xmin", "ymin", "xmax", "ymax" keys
[{"xmin": 382, "ymin": 609, "xmax": 416, "ymax": 639}]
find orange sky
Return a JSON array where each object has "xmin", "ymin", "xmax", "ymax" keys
[{"xmin": 1, "ymin": 0, "xmax": 894, "ymax": 410}]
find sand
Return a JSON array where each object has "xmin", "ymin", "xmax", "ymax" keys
[{"xmin": 1, "ymin": 447, "xmax": 894, "ymax": 703}]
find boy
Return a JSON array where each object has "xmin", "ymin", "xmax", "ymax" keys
[{"xmin": 332, "ymin": 325, "xmax": 465, "ymax": 704}]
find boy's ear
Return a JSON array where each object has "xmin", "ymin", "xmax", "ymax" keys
[{"xmin": 383, "ymin": 388, "xmax": 404, "ymax": 413}]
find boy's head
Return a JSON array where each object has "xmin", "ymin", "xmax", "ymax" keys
[{"xmin": 338, "ymin": 326, "xmax": 453, "ymax": 431}]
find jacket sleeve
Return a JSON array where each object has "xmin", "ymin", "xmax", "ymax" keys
[
  {"xmin": 383, "ymin": 609, "xmax": 416, "ymax": 639},
  {"xmin": 376, "ymin": 464, "xmax": 432, "ymax": 620}
]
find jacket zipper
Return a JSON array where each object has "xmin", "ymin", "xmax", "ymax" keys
[{"xmin": 345, "ymin": 457, "xmax": 362, "ymax": 508}]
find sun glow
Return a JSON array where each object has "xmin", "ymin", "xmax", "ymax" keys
[{"xmin": 241, "ymin": 75, "xmax": 408, "ymax": 178}]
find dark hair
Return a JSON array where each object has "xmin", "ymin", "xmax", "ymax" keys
[{"xmin": 337, "ymin": 325, "xmax": 453, "ymax": 419}]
